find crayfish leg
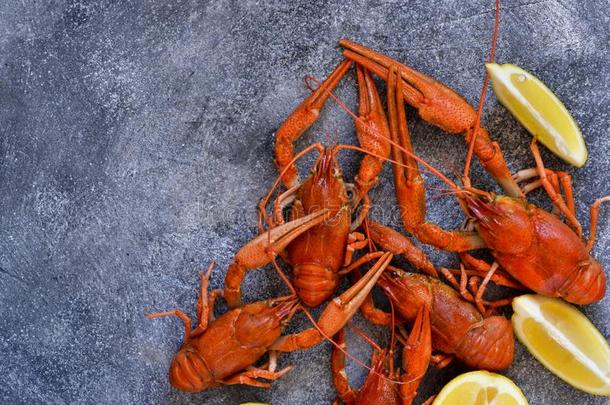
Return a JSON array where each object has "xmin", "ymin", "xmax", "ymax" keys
[
  {"xmin": 223, "ymin": 209, "xmax": 330, "ymax": 308},
  {"xmin": 430, "ymin": 353, "xmax": 454, "ymax": 369},
  {"xmin": 146, "ymin": 309, "xmax": 193, "ymax": 342},
  {"xmin": 274, "ymin": 59, "xmax": 352, "ymax": 188},
  {"xmin": 587, "ymin": 196, "xmax": 610, "ymax": 252},
  {"xmin": 530, "ymin": 139, "xmax": 582, "ymax": 236},
  {"xmin": 147, "ymin": 263, "xmax": 219, "ymax": 341},
  {"xmin": 220, "ymin": 364, "xmax": 293, "ymax": 388},
  {"xmin": 330, "ymin": 328, "xmax": 358, "ymax": 405},
  {"xmin": 400, "ymin": 306, "xmax": 431, "ymax": 405}
]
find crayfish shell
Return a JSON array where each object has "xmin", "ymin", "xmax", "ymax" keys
[{"xmin": 455, "ymin": 315, "xmax": 515, "ymax": 370}]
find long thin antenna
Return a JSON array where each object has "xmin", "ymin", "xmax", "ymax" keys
[
  {"xmin": 334, "ymin": 144, "xmax": 459, "ymax": 192},
  {"xmin": 299, "ymin": 306, "xmax": 422, "ymax": 386},
  {"xmin": 258, "ymin": 143, "xmax": 324, "ymax": 229},
  {"xmin": 463, "ymin": 0, "xmax": 501, "ymax": 186},
  {"xmin": 349, "ymin": 322, "xmax": 383, "ymax": 352},
  {"xmin": 305, "ymin": 75, "xmax": 462, "ymax": 193}
]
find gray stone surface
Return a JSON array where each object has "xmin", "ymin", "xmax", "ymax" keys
[{"xmin": 0, "ymin": 0, "xmax": 608, "ymax": 404}]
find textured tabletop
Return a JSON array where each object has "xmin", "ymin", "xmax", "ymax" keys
[{"xmin": 0, "ymin": 0, "xmax": 608, "ymax": 404}]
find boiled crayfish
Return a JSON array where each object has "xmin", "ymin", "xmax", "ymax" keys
[
  {"xmin": 340, "ymin": 39, "xmax": 608, "ymax": 305},
  {"xmin": 225, "ymin": 60, "xmax": 394, "ymax": 309},
  {"xmin": 147, "ymin": 0, "xmax": 608, "ymax": 399},
  {"xmin": 147, "ymin": 253, "xmax": 392, "ymax": 391}
]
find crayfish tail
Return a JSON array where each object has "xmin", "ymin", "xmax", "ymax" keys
[
  {"xmin": 293, "ymin": 263, "xmax": 339, "ymax": 308},
  {"xmin": 456, "ymin": 315, "xmax": 514, "ymax": 371}
]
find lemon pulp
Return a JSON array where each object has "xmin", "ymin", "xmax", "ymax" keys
[
  {"xmin": 433, "ymin": 370, "xmax": 528, "ymax": 405},
  {"xmin": 512, "ymin": 294, "xmax": 610, "ymax": 396},
  {"xmin": 486, "ymin": 63, "xmax": 587, "ymax": 167}
]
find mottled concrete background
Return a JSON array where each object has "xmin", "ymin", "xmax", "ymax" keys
[{"xmin": 0, "ymin": 0, "xmax": 608, "ymax": 404}]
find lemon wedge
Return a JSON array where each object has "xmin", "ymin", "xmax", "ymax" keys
[
  {"xmin": 512, "ymin": 294, "xmax": 610, "ymax": 396},
  {"xmin": 433, "ymin": 370, "xmax": 528, "ymax": 405},
  {"xmin": 486, "ymin": 63, "xmax": 587, "ymax": 167}
]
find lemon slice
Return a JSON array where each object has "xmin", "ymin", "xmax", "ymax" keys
[
  {"xmin": 486, "ymin": 63, "xmax": 587, "ymax": 167},
  {"xmin": 512, "ymin": 294, "xmax": 610, "ymax": 396},
  {"xmin": 433, "ymin": 371, "xmax": 528, "ymax": 405}
]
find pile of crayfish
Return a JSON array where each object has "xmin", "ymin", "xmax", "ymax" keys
[{"xmin": 146, "ymin": 10, "xmax": 608, "ymax": 405}]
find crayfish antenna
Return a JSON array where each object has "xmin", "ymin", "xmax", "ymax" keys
[
  {"xmin": 315, "ymin": 82, "xmax": 462, "ymax": 195},
  {"xmin": 348, "ymin": 322, "xmax": 383, "ymax": 353},
  {"xmin": 258, "ymin": 143, "xmax": 324, "ymax": 229},
  {"xmin": 463, "ymin": 0, "xmax": 501, "ymax": 188}
]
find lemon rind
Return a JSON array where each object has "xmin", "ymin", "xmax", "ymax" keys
[
  {"xmin": 512, "ymin": 295, "xmax": 610, "ymax": 396},
  {"xmin": 433, "ymin": 370, "xmax": 528, "ymax": 404},
  {"xmin": 486, "ymin": 63, "xmax": 587, "ymax": 167}
]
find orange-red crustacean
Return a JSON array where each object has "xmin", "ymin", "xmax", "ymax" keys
[
  {"xmin": 224, "ymin": 59, "xmax": 396, "ymax": 309},
  {"xmin": 375, "ymin": 266, "xmax": 514, "ymax": 371},
  {"xmin": 333, "ymin": 62, "xmax": 516, "ymax": 369},
  {"xmin": 349, "ymin": 222, "xmax": 515, "ymax": 372},
  {"xmin": 147, "ymin": 253, "xmax": 393, "ymax": 391},
  {"xmin": 340, "ymin": 37, "xmax": 608, "ymax": 305},
  {"xmin": 145, "ymin": 0, "xmax": 609, "ymax": 400}
]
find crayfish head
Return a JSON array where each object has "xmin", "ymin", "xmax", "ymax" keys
[
  {"xmin": 234, "ymin": 297, "xmax": 299, "ymax": 347},
  {"xmin": 356, "ymin": 351, "xmax": 400, "ymax": 404},
  {"xmin": 467, "ymin": 194, "xmax": 535, "ymax": 255},
  {"xmin": 300, "ymin": 146, "xmax": 349, "ymax": 213},
  {"xmin": 310, "ymin": 147, "xmax": 345, "ymax": 189},
  {"xmin": 378, "ymin": 268, "xmax": 432, "ymax": 321}
]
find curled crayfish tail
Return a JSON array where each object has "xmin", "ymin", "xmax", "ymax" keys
[{"xmin": 457, "ymin": 315, "xmax": 514, "ymax": 371}]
